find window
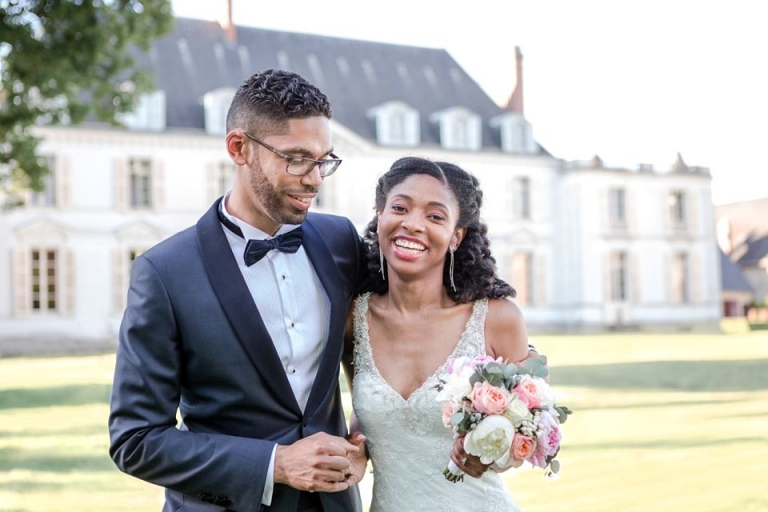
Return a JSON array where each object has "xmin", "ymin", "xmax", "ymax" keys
[
  {"xmin": 116, "ymin": 90, "xmax": 166, "ymax": 131},
  {"xmin": 490, "ymin": 113, "xmax": 537, "ymax": 154},
  {"xmin": 368, "ymin": 101, "xmax": 420, "ymax": 147},
  {"xmin": 430, "ymin": 107, "xmax": 482, "ymax": 151},
  {"xmin": 510, "ymin": 252, "xmax": 533, "ymax": 305},
  {"xmin": 668, "ymin": 190, "xmax": 686, "ymax": 231},
  {"xmin": 203, "ymin": 87, "xmax": 236, "ymax": 136},
  {"xmin": 29, "ymin": 156, "xmax": 57, "ymax": 207},
  {"xmin": 514, "ymin": 177, "xmax": 531, "ymax": 220},
  {"xmin": 129, "ymin": 158, "xmax": 153, "ymax": 208},
  {"xmin": 608, "ymin": 187, "xmax": 626, "ymax": 229},
  {"xmin": 609, "ymin": 251, "xmax": 628, "ymax": 301},
  {"xmin": 670, "ymin": 252, "xmax": 689, "ymax": 303},
  {"xmin": 215, "ymin": 161, "xmax": 235, "ymax": 198},
  {"xmin": 30, "ymin": 249, "xmax": 58, "ymax": 312}
]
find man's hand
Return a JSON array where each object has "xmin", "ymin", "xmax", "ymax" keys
[{"xmin": 274, "ymin": 432, "xmax": 363, "ymax": 493}]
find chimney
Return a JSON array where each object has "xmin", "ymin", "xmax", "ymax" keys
[
  {"xmin": 505, "ymin": 46, "xmax": 524, "ymax": 114},
  {"xmin": 219, "ymin": 0, "xmax": 236, "ymax": 43}
]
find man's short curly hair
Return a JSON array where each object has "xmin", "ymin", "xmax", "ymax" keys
[
  {"xmin": 363, "ymin": 156, "xmax": 515, "ymax": 303},
  {"xmin": 226, "ymin": 68, "xmax": 332, "ymax": 137}
]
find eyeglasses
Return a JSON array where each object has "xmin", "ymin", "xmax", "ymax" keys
[{"xmin": 243, "ymin": 132, "xmax": 342, "ymax": 177}]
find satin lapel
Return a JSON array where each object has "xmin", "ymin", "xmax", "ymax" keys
[
  {"xmin": 301, "ymin": 218, "xmax": 347, "ymax": 416},
  {"xmin": 196, "ymin": 199, "xmax": 301, "ymax": 415}
]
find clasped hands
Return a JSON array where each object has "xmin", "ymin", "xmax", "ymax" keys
[{"xmin": 275, "ymin": 431, "xmax": 368, "ymax": 494}]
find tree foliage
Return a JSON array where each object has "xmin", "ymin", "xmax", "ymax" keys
[{"xmin": 0, "ymin": 0, "xmax": 173, "ymax": 208}]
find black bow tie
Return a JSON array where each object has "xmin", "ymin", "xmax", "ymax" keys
[
  {"xmin": 243, "ymin": 228, "xmax": 303, "ymax": 266},
  {"xmin": 217, "ymin": 200, "xmax": 304, "ymax": 266}
]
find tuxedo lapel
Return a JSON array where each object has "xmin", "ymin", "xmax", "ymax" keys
[
  {"xmin": 301, "ymin": 218, "xmax": 347, "ymax": 416},
  {"xmin": 196, "ymin": 199, "xmax": 301, "ymax": 415}
]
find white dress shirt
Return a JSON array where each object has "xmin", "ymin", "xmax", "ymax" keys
[{"xmin": 220, "ymin": 194, "xmax": 330, "ymax": 504}]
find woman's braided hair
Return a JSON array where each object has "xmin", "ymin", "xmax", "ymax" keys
[{"xmin": 363, "ymin": 156, "xmax": 515, "ymax": 303}]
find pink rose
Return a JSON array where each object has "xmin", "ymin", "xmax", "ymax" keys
[
  {"xmin": 528, "ymin": 411, "xmax": 562, "ymax": 468},
  {"xmin": 510, "ymin": 433, "xmax": 537, "ymax": 461},
  {"xmin": 469, "ymin": 381, "xmax": 510, "ymax": 415},
  {"xmin": 472, "ymin": 354, "xmax": 502, "ymax": 369},
  {"xmin": 537, "ymin": 411, "xmax": 562, "ymax": 455},
  {"xmin": 514, "ymin": 375, "xmax": 542, "ymax": 409}
]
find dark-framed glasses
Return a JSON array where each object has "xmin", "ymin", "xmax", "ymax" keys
[{"xmin": 243, "ymin": 132, "xmax": 342, "ymax": 177}]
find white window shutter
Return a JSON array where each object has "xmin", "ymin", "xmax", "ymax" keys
[
  {"xmin": 630, "ymin": 253, "xmax": 641, "ymax": 304},
  {"xmin": 115, "ymin": 159, "xmax": 127, "ymax": 210},
  {"xmin": 627, "ymin": 189, "xmax": 637, "ymax": 232},
  {"xmin": 12, "ymin": 249, "xmax": 30, "ymax": 318},
  {"xmin": 113, "ymin": 249, "xmax": 126, "ymax": 314},
  {"xmin": 603, "ymin": 253, "xmax": 612, "ymax": 302},
  {"xmin": 153, "ymin": 160, "xmax": 165, "ymax": 210},
  {"xmin": 63, "ymin": 249, "xmax": 75, "ymax": 316},
  {"xmin": 690, "ymin": 251, "xmax": 702, "ymax": 303},
  {"xmin": 600, "ymin": 188, "xmax": 610, "ymax": 234},
  {"xmin": 56, "ymin": 155, "xmax": 70, "ymax": 208},
  {"xmin": 534, "ymin": 253, "xmax": 547, "ymax": 306},
  {"xmin": 687, "ymin": 191, "xmax": 699, "ymax": 237}
]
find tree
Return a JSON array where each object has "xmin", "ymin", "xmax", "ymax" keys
[{"xmin": 0, "ymin": 0, "xmax": 173, "ymax": 208}]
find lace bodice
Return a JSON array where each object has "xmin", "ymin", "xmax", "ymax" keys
[{"xmin": 351, "ymin": 293, "xmax": 521, "ymax": 512}]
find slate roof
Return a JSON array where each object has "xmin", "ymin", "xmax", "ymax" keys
[
  {"xmin": 720, "ymin": 248, "xmax": 754, "ymax": 292},
  {"xmin": 737, "ymin": 234, "xmax": 768, "ymax": 267},
  {"xmin": 137, "ymin": 17, "xmax": 531, "ymax": 150}
]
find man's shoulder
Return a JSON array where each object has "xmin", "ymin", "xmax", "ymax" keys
[
  {"xmin": 305, "ymin": 212, "xmax": 357, "ymax": 233},
  {"xmin": 140, "ymin": 225, "xmax": 197, "ymax": 262}
]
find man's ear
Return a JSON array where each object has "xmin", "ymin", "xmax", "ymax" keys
[{"xmin": 225, "ymin": 131, "xmax": 249, "ymax": 166}]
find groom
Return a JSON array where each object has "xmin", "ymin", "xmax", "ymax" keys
[{"xmin": 108, "ymin": 69, "xmax": 368, "ymax": 512}]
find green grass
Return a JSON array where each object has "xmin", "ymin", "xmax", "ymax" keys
[{"xmin": 1, "ymin": 331, "xmax": 767, "ymax": 512}]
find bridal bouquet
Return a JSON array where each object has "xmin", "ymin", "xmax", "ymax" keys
[{"xmin": 436, "ymin": 354, "xmax": 571, "ymax": 482}]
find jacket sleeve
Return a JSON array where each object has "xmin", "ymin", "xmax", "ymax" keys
[{"xmin": 108, "ymin": 254, "xmax": 273, "ymax": 512}]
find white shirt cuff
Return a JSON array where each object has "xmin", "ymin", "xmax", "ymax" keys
[{"xmin": 261, "ymin": 444, "xmax": 277, "ymax": 505}]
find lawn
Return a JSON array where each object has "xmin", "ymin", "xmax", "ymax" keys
[{"xmin": 1, "ymin": 331, "xmax": 767, "ymax": 512}]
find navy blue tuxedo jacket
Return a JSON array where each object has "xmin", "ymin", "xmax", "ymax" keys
[{"xmin": 108, "ymin": 198, "xmax": 367, "ymax": 512}]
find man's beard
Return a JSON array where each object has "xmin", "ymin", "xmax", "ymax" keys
[{"xmin": 248, "ymin": 161, "xmax": 315, "ymax": 226}]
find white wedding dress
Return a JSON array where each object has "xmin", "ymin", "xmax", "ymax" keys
[{"xmin": 351, "ymin": 293, "xmax": 522, "ymax": 512}]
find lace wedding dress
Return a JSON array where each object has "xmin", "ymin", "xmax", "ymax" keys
[{"xmin": 351, "ymin": 293, "xmax": 522, "ymax": 512}]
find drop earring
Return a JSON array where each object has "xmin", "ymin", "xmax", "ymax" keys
[
  {"xmin": 379, "ymin": 248, "xmax": 386, "ymax": 280},
  {"xmin": 449, "ymin": 247, "xmax": 456, "ymax": 292}
]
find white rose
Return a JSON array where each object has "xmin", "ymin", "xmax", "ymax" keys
[
  {"xmin": 503, "ymin": 394, "xmax": 532, "ymax": 428},
  {"xmin": 435, "ymin": 368, "xmax": 473, "ymax": 402},
  {"xmin": 463, "ymin": 415, "xmax": 515, "ymax": 466},
  {"xmin": 533, "ymin": 379, "xmax": 558, "ymax": 408}
]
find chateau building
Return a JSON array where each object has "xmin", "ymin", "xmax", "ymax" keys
[{"xmin": 0, "ymin": 18, "xmax": 722, "ymax": 347}]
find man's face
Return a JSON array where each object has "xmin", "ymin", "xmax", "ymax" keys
[{"xmin": 242, "ymin": 116, "xmax": 334, "ymax": 234}]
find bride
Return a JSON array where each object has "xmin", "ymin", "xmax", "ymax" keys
[{"xmin": 344, "ymin": 157, "xmax": 532, "ymax": 511}]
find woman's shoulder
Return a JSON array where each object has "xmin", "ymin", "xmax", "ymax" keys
[
  {"xmin": 484, "ymin": 297, "xmax": 528, "ymax": 362},
  {"xmin": 485, "ymin": 297, "xmax": 525, "ymax": 326}
]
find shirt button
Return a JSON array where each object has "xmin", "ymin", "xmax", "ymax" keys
[
  {"xmin": 282, "ymin": 275, "xmax": 286, "ymax": 280},
  {"xmin": 290, "ymin": 322, "xmax": 295, "ymax": 328},
  {"xmin": 287, "ymin": 366, "xmax": 296, "ymax": 374}
]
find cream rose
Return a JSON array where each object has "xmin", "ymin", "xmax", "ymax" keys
[{"xmin": 463, "ymin": 415, "xmax": 515, "ymax": 466}]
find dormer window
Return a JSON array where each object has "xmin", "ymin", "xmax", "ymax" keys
[
  {"xmin": 203, "ymin": 87, "xmax": 236, "ymax": 136},
  {"xmin": 429, "ymin": 107, "xmax": 481, "ymax": 151},
  {"xmin": 367, "ymin": 101, "xmax": 420, "ymax": 147},
  {"xmin": 490, "ymin": 112, "xmax": 537, "ymax": 154},
  {"xmin": 117, "ymin": 90, "xmax": 166, "ymax": 132}
]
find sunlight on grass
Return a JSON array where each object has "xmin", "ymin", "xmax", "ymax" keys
[{"xmin": 1, "ymin": 334, "xmax": 767, "ymax": 511}]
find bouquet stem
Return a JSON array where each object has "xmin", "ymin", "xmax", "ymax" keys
[{"xmin": 444, "ymin": 460, "xmax": 465, "ymax": 483}]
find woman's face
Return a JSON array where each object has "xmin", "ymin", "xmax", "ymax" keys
[{"xmin": 377, "ymin": 174, "xmax": 464, "ymax": 283}]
